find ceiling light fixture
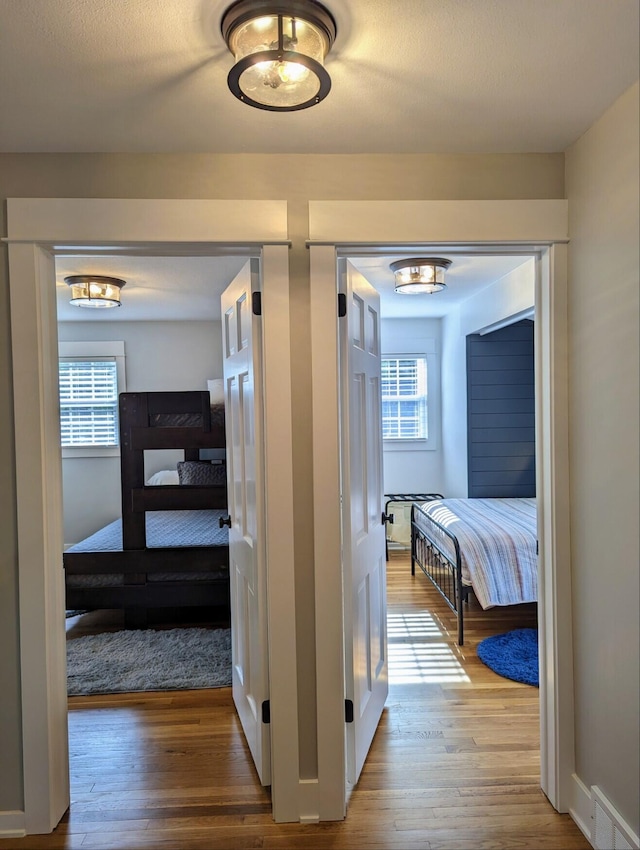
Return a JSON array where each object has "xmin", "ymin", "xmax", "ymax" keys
[
  {"xmin": 221, "ymin": 0, "xmax": 337, "ymax": 112},
  {"xmin": 390, "ymin": 258, "xmax": 452, "ymax": 295},
  {"xmin": 64, "ymin": 275, "xmax": 126, "ymax": 309}
]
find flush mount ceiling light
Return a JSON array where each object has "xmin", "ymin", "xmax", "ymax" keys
[
  {"xmin": 390, "ymin": 258, "xmax": 452, "ymax": 295},
  {"xmin": 221, "ymin": 0, "xmax": 337, "ymax": 111},
  {"xmin": 65, "ymin": 275, "xmax": 126, "ymax": 308}
]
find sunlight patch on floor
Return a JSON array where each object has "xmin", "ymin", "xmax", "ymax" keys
[
  {"xmin": 387, "ymin": 610, "xmax": 444, "ymax": 639},
  {"xmin": 387, "ymin": 611, "xmax": 470, "ymax": 684}
]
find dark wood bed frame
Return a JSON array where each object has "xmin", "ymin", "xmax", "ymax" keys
[
  {"xmin": 410, "ymin": 501, "xmax": 471, "ymax": 646},
  {"xmin": 63, "ymin": 390, "xmax": 230, "ymax": 625}
]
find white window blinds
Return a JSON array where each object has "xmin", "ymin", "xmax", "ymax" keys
[
  {"xmin": 59, "ymin": 359, "xmax": 119, "ymax": 447},
  {"xmin": 381, "ymin": 356, "xmax": 428, "ymax": 440}
]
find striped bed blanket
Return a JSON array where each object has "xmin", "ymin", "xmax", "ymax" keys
[{"xmin": 412, "ymin": 498, "xmax": 537, "ymax": 610}]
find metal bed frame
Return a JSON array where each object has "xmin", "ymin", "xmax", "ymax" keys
[
  {"xmin": 410, "ymin": 501, "xmax": 472, "ymax": 645},
  {"xmin": 383, "ymin": 493, "xmax": 442, "ymax": 560}
]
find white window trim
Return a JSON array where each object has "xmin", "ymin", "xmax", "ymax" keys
[
  {"xmin": 381, "ymin": 351, "xmax": 441, "ymax": 451},
  {"xmin": 58, "ymin": 340, "xmax": 126, "ymax": 458}
]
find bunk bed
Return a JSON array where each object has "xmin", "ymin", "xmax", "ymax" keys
[
  {"xmin": 410, "ymin": 497, "xmax": 537, "ymax": 645},
  {"xmin": 64, "ymin": 390, "xmax": 230, "ymax": 625}
]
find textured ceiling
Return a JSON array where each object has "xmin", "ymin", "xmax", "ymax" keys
[
  {"xmin": 1, "ymin": 0, "xmax": 638, "ymax": 154},
  {"xmin": 14, "ymin": 1, "xmax": 638, "ymax": 320}
]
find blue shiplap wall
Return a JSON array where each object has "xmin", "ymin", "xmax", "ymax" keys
[{"xmin": 466, "ymin": 320, "xmax": 535, "ymax": 498}]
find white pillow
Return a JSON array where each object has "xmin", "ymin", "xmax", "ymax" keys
[
  {"xmin": 146, "ymin": 470, "xmax": 179, "ymax": 486},
  {"xmin": 207, "ymin": 378, "xmax": 225, "ymax": 405}
]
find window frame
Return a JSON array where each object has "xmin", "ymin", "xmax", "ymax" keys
[
  {"xmin": 381, "ymin": 351, "xmax": 440, "ymax": 452},
  {"xmin": 58, "ymin": 340, "xmax": 126, "ymax": 458}
]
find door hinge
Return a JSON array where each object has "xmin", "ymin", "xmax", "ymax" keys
[
  {"xmin": 345, "ymin": 699, "xmax": 354, "ymax": 723},
  {"xmin": 338, "ymin": 293, "xmax": 347, "ymax": 318},
  {"xmin": 261, "ymin": 700, "xmax": 270, "ymax": 723},
  {"xmin": 252, "ymin": 291, "xmax": 262, "ymax": 316}
]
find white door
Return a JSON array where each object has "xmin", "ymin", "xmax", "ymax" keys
[
  {"xmin": 340, "ymin": 259, "xmax": 389, "ymax": 784},
  {"xmin": 221, "ymin": 258, "xmax": 271, "ymax": 785}
]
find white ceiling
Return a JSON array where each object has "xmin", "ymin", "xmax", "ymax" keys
[
  {"xmin": 55, "ymin": 255, "xmax": 249, "ymax": 321},
  {"xmin": 55, "ymin": 252, "xmax": 532, "ymax": 321},
  {"xmin": 349, "ymin": 253, "xmax": 532, "ymax": 319},
  {"xmin": 1, "ymin": 0, "xmax": 638, "ymax": 154}
]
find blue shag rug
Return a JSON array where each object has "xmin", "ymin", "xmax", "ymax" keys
[{"xmin": 476, "ymin": 628, "xmax": 539, "ymax": 687}]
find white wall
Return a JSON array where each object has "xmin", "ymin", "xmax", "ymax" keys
[
  {"xmin": 57, "ymin": 320, "xmax": 223, "ymax": 544},
  {"xmin": 382, "ymin": 263, "xmax": 536, "ymax": 499},
  {"xmin": 459, "ymin": 258, "xmax": 534, "ymax": 336},
  {"xmin": 565, "ymin": 81, "xmax": 639, "ymax": 836},
  {"xmin": 380, "ymin": 318, "xmax": 444, "ymax": 495},
  {"xmin": 440, "ymin": 306, "xmax": 468, "ymax": 496},
  {"xmin": 0, "ymin": 150, "xmax": 566, "ymax": 818}
]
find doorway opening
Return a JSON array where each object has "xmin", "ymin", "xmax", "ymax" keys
[
  {"xmin": 57, "ymin": 251, "xmax": 247, "ymax": 643},
  {"xmin": 54, "ymin": 248, "xmax": 274, "ymax": 804},
  {"xmin": 340, "ymin": 249, "xmax": 540, "ymax": 785}
]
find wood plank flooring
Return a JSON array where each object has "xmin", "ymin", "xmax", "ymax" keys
[{"xmin": 0, "ymin": 552, "xmax": 590, "ymax": 849}]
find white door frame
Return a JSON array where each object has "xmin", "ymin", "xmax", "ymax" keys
[
  {"xmin": 308, "ymin": 200, "xmax": 574, "ymax": 819},
  {"xmin": 5, "ymin": 198, "xmax": 298, "ymax": 832}
]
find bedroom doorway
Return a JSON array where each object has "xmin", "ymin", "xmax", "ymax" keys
[
  {"xmin": 57, "ymin": 253, "xmax": 271, "ymax": 784},
  {"xmin": 7, "ymin": 197, "xmax": 299, "ymax": 832},
  {"xmin": 307, "ymin": 198, "xmax": 573, "ymax": 820},
  {"xmin": 337, "ymin": 251, "xmax": 538, "ymax": 784}
]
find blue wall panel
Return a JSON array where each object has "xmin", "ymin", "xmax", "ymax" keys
[{"xmin": 466, "ymin": 320, "xmax": 535, "ymax": 498}]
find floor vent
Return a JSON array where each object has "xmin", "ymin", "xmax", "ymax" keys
[{"xmin": 591, "ymin": 786, "xmax": 639, "ymax": 850}]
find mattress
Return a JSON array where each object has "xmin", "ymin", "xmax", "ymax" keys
[
  {"xmin": 67, "ymin": 509, "xmax": 228, "ymax": 552},
  {"xmin": 65, "ymin": 509, "xmax": 229, "ymax": 588},
  {"xmin": 412, "ymin": 498, "xmax": 537, "ymax": 609}
]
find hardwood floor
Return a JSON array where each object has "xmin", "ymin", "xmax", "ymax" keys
[{"xmin": 0, "ymin": 552, "xmax": 590, "ymax": 849}]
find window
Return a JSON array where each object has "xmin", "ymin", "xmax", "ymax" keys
[
  {"xmin": 59, "ymin": 359, "xmax": 119, "ymax": 446},
  {"xmin": 381, "ymin": 356, "xmax": 428, "ymax": 440},
  {"xmin": 58, "ymin": 341, "xmax": 125, "ymax": 456}
]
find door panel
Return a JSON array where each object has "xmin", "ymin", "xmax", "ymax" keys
[
  {"xmin": 341, "ymin": 259, "xmax": 388, "ymax": 785},
  {"xmin": 221, "ymin": 258, "xmax": 271, "ymax": 786}
]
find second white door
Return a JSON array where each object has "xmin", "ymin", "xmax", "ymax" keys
[
  {"xmin": 221, "ymin": 258, "xmax": 271, "ymax": 786},
  {"xmin": 340, "ymin": 259, "xmax": 389, "ymax": 785}
]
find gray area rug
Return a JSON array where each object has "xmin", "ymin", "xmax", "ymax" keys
[{"xmin": 67, "ymin": 627, "xmax": 232, "ymax": 696}]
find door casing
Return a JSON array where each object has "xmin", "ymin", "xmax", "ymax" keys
[
  {"xmin": 308, "ymin": 199, "xmax": 573, "ymax": 819},
  {"xmin": 5, "ymin": 198, "xmax": 298, "ymax": 831}
]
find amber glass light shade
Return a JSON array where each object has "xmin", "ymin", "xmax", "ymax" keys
[
  {"xmin": 390, "ymin": 258, "xmax": 452, "ymax": 295},
  {"xmin": 221, "ymin": 0, "xmax": 336, "ymax": 111},
  {"xmin": 65, "ymin": 275, "xmax": 126, "ymax": 308}
]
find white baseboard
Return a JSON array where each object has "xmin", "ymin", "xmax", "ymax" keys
[
  {"xmin": 570, "ymin": 773, "xmax": 595, "ymax": 847},
  {"xmin": 570, "ymin": 774, "xmax": 640, "ymax": 850},
  {"xmin": 0, "ymin": 810, "xmax": 26, "ymax": 838}
]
